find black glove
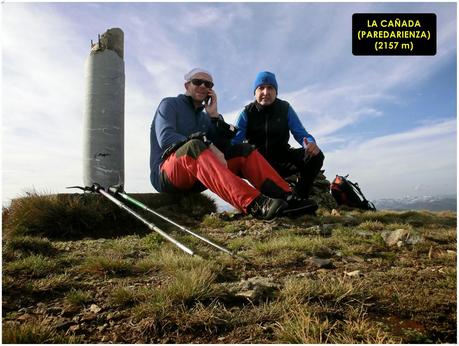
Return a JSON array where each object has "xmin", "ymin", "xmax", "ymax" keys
[
  {"xmin": 211, "ymin": 118, "xmax": 238, "ymax": 139},
  {"xmin": 188, "ymin": 131, "xmax": 212, "ymax": 145}
]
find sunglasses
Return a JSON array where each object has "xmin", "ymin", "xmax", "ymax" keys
[{"xmin": 190, "ymin": 78, "xmax": 214, "ymax": 89}]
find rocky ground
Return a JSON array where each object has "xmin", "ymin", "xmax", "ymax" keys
[{"xmin": 2, "ymin": 192, "xmax": 457, "ymax": 343}]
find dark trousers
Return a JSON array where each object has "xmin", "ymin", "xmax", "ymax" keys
[{"xmin": 267, "ymin": 149, "xmax": 325, "ymax": 198}]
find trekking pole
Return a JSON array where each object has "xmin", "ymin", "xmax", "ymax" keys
[
  {"xmin": 108, "ymin": 187, "xmax": 235, "ymax": 257},
  {"xmin": 67, "ymin": 184, "xmax": 195, "ymax": 256}
]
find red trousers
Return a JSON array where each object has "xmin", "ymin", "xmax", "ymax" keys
[{"xmin": 160, "ymin": 140, "xmax": 290, "ymax": 213}]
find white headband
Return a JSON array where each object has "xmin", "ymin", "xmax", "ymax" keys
[{"xmin": 184, "ymin": 68, "xmax": 213, "ymax": 81}]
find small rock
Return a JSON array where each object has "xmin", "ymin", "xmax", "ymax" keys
[
  {"xmin": 89, "ymin": 304, "xmax": 102, "ymax": 314},
  {"xmin": 381, "ymin": 229, "xmax": 410, "ymax": 247},
  {"xmin": 61, "ymin": 305, "xmax": 80, "ymax": 317},
  {"xmin": 309, "ymin": 257, "xmax": 335, "ymax": 269},
  {"xmin": 72, "ymin": 315, "xmax": 80, "ymax": 322},
  {"xmin": 232, "ymin": 277, "xmax": 280, "ymax": 302},
  {"xmin": 217, "ymin": 336, "xmax": 226, "ymax": 341},
  {"xmin": 343, "ymin": 215, "xmax": 357, "ymax": 225},
  {"xmin": 345, "ymin": 255, "xmax": 365, "ymax": 263},
  {"xmin": 331, "ymin": 209, "xmax": 341, "ymax": 216},
  {"xmin": 406, "ymin": 234, "xmax": 424, "ymax": 245},
  {"xmin": 315, "ymin": 246, "xmax": 334, "ymax": 258},
  {"xmin": 97, "ymin": 324, "xmax": 107, "ymax": 332},
  {"xmin": 304, "ymin": 225, "xmax": 321, "ymax": 233},
  {"xmin": 47, "ymin": 306, "xmax": 62, "ymax": 314},
  {"xmin": 17, "ymin": 313, "xmax": 32, "ymax": 321},
  {"xmin": 321, "ymin": 224, "xmax": 335, "ymax": 235},
  {"xmin": 447, "ymin": 250, "xmax": 456, "ymax": 255},
  {"xmin": 345, "ymin": 270, "xmax": 361, "ymax": 277},
  {"xmin": 237, "ymin": 290, "xmax": 257, "ymax": 299},
  {"xmin": 68, "ymin": 324, "xmax": 80, "ymax": 333},
  {"xmin": 54, "ymin": 318, "xmax": 74, "ymax": 330},
  {"xmin": 81, "ymin": 313, "xmax": 97, "ymax": 322}
]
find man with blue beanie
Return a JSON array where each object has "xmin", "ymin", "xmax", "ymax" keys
[
  {"xmin": 150, "ymin": 68, "xmax": 317, "ymax": 220},
  {"xmin": 232, "ymin": 71, "xmax": 324, "ymax": 208}
]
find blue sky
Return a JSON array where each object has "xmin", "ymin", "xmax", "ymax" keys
[{"xmin": 2, "ymin": 2, "xmax": 457, "ymax": 207}]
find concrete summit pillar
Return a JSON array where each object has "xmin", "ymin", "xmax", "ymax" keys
[{"xmin": 83, "ymin": 28, "xmax": 125, "ymax": 189}]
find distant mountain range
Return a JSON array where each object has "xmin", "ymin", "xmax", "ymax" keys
[
  {"xmin": 215, "ymin": 194, "xmax": 457, "ymax": 212},
  {"xmin": 373, "ymin": 195, "xmax": 457, "ymax": 212}
]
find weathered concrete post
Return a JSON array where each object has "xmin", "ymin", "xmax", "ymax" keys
[{"xmin": 83, "ymin": 28, "xmax": 125, "ymax": 189}]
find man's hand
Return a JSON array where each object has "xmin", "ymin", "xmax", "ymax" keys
[
  {"xmin": 205, "ymin": 89, "xmax": 219, "ymax": 118},
  {"xmin": 303, "ymin": 138, "xmax": 320, "ymax": 157}
]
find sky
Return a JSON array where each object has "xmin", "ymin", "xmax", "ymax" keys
[{"xmin": 2, "ymin": 2, "xmax": 457, "ymax": 208}]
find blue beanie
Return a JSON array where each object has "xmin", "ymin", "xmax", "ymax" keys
[{"xmin": 253, "ymin": 71, "xmax": 278, "ymax": 94}]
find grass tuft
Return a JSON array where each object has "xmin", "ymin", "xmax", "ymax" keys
[
  {"xmin": 3, "ymin": 192, "xmax": 216, "ymax": 239},
  {"xmin": 4, "ymin": 236, "xmax": 57, "ymax": 257},
  {"xmin": 281, "ymin": 276, "xmax": 368, "ymax": 306},
  {"xmin": 2, "ymin": 321, "xmax": 82, "ymax": 343},
  {"xmin": 275, "ymin": 303, "xmax": 335, "ymax": 343},
  {"xmin": 81, "ymin": 254, "xmax": 134, "ymax": 276},
  {"xmin": 65, "ymin": 288, "xmax": 93, "ymax": 306},
  {"xmin": 109, "ymin": 286, "xmax": 150, "ymax": 307},
  {"xmin": 4, "ymin": 255, "xmax": 57, "ymax": 278},
  {"xmin": 166, "ymin": 265, "xmax": 221, "ymax": 304},
  {"xmin": 32, "ymin": 273, "xmax": 74, "ymax": 292}
]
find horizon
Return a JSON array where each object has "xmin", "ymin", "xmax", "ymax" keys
[{"xmin": 2, "ymin": 2, "xmax": 457, "ymax": 208}]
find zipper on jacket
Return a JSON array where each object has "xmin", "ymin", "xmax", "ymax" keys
[{"xmin": 265, "ymin": 115, "xmax": 268, "ymax": 156}]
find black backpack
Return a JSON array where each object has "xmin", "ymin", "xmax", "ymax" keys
[{"xmin": 331, "ymin": 175, "xmax": 376, "ymax": 211}]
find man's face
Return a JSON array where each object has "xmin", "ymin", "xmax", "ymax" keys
[
  {"xmin": 185, "ymin": 72, "xmax": 213, "ymax": 103},
  {"xmin": 255, "ymin": 84, "xmax": 277, "ymax": 106}
]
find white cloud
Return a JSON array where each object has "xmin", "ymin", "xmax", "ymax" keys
[
  {"xmin": 323, "ymin": 119, "xmax": 457, "ymax": 199},
  {"xmin": 2, "ymin": 2, "xmax": 456, "ymax": 208},
  {"xmin": 2, "ymin": 4, "xmax": 88, "ymax": 204}
]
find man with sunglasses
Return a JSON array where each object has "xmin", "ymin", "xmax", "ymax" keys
[
  {"xmin": 232, "ymin": 71, "xmax": 324, "ymax": 206},
  {"xmin": 150, "ymin": 68, "xmax": 316, "ymax": 220}
]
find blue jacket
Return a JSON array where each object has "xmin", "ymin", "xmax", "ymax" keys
[
  {"xmin": 232, "ymin": 98, "xmax": 315, "ymax": 159},
  {"xmin": 150, "ymin": 94, "xmax": 220, "ymax": 191}
]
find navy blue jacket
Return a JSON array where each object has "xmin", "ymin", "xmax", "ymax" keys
[{"xmin": 150, "ymin": 94, "xmax": 220, "ymax": 191}]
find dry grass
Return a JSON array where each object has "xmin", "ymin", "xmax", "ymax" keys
[
  {"xmin": 2, "ymin": 321, "xmax": 81, "ymax": 343},
  {"xmin": 2, "ymin": 192, "xmax": 216, "ymax": 239},
  {"xmin": 281, "ymin": 275, "xmax": 368, "ymax": 306},
  {"xmin": 275, "ymin": 302, "xmax": 335, "ymax": 343},
  {"xmin": 2, "ymin": 194, "xmax": 456, "ymax": 343},
  {"xmin": 80, "ymin": 254, "xmax": 134, "ymax": 276}
]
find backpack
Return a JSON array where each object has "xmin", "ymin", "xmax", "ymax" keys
[{"xmin": 331, "ymin": 175, "xmax": 376, "ymax": 211}]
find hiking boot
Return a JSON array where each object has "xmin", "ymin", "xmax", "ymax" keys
[
  {"xmin": 282, "ymin": 194, "xmax": 318, "ymax": 217},
  {"xmin": 248, "ymin": 194, "xmax": 288, "ymax": 220}
]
